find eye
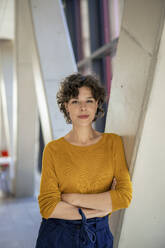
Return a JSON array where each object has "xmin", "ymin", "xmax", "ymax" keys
[
  {"xmin": 87, "ymin": 100, "xmax": 94, "ymax": 103},
  {"xmin": 71, "ymin": 100, "xmax": 78, "ymax": 104}
]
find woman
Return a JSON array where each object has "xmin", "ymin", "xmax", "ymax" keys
[{"xmin": 35, "ymin": 73, "xmax": 132, "ymax": 248}]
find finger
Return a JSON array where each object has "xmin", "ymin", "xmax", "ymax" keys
[
  {"xmin": 111, "ymin": 178, "xmax": 117, "ymax": 189},
  {"xmin": 113, "ymin": 178, "xmax": 117, "ymax": 184},
  {"xmin": 111, "ymin": 182, "xmax": 116, "ymax": 190}
]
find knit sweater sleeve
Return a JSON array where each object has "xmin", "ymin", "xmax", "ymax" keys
[
  {"xmin": 109, "ymin": 134, "xmax": 133, "ymax": 212},
  {"xmin": 38, "ymin": 143, "xmax": 61, "ymax": 219}
]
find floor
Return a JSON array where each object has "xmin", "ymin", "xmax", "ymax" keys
[{"xmin": 0, "ymin": 195, "xmax": 42, "ymax": 248}]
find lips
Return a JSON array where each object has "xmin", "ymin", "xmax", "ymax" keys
[{"xmin": 78, "ymin": 115, "xmax": 89, "ymax": 119}]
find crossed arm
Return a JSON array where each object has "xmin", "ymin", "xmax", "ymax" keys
[
  {"xmin": 48, "ymin": 178, "xmax": 117, "ymax": 220},
  {"xmin": 62, "ymin": 178, "xmax": 117, "ymax": 211},
  {"xmin": 61, "ymin": 191, "xmax": 112, "ymax": 211}
]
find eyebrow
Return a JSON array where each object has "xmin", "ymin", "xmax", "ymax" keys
[{"xmin": 71, "ymin": 97, "xmax": 94, "ymax": 99}]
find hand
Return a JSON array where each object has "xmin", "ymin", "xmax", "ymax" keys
[{"xmin": 110, "ymin": 177, "xmax": 117, "ymax": 190}]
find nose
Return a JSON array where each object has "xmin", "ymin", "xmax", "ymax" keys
[{"xmin": 80, "ymin": 102, "xmax": 87, "ymax": 110}]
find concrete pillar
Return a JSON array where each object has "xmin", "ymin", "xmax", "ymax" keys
[
  {"xmin": 13, "ymin": 0, "xmax": 37, "ymax": 197},
  {"xmin": 0, "ymin": 68, "xmax": 6, "ymax": 151},
  {"xmin": 0, "ymin": 52, "xmax": 8, "ymax": 151},
  {"xmin": 0, "ymin": 0, "xmax": 14, "ymax": 40},
  {"xmin": 0, "ymin": 41, "xmax": 13, "ymax": 193},
  {"xmin": 0, "ymin": 88, "xmax": 1, "ymax": 148},
  {"xmin": 30, "ymin": 0, "xmax": 77, "ymax": 144},
  {"xmin": 105, "ymin": 0, "xmax": 165, "ymax": 247},
  {"xmin": 0, "ymin": 41, "xmax": 13, "ymax": 152},
  {"xmin": 119, "ymin": 17, "xmax": 165, "ymax": 248},
  {"xmin": 0, "ymin": 0, "xmax": 14, "ymax": 151}
]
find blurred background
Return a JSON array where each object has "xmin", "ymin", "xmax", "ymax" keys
[{"xmin": 0, "ymin": 0, "xmax": 165, "ymax": 247}]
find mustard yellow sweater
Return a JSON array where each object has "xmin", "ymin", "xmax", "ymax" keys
[{"xmin": 38, "ymin": 133, "xmax": 132, "ymax": 219}]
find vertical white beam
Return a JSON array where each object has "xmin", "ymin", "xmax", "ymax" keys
[
  {"xmin": 0, "ymin": 53, "xmax": 10, "ymax": 150},
  {"xmin": 0, "ymin": 56, "xmax": 5, "ymax": 150},
  {"xmin": 0, "ymin": 41, "xmax": 16, "ymax": 193},
  {"xmin": 0, "ymin": 41, "xmax": 13, "ymax": 152},
  {"xmin": 30, "ymin": 0, "xmax": 77, "ymax": 143},
  {"xmin": 13, "ymin": 0, "xmax": 37, "ymax": 197},
  {"xmin": 105, "ymin": 0, "xmax": 165, "ymax": 247},
  {"xmin": 0, "ymin": 0, "xmax": 14, "ymax": 40},
  {"xmin": 119, "ymin": 18, "xmax": 165, "ymax": 248}
]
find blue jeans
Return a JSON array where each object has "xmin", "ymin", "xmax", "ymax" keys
[{"xmin": 35, "ymin": 208, "xmax": 113, "ymax": 248}]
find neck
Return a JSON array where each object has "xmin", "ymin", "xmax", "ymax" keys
[{"xmin": 69, "ymin": 126, "xmax": 97, "ymax": 144}]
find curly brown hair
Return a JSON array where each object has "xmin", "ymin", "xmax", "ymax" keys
[{"xmin": 56, "ymin": 73, "xmax": 107, "ymax": 124}]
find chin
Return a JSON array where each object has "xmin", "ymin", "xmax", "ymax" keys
[
  {"xmin": 73, "ymin": 120, "xmax": 91, "ymax": 126},
  {"xmin": 72, "ymin": 117, "xmax": 94, "ymax": 125}
]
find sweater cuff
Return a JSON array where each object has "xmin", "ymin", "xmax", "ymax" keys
[
  {"xmin": 40, "ymin": 198, "xmax": 61, "ymax": 219},
  {"xmin": 109, "ymin": 189, "xmax": 119, "ymax": 212}
]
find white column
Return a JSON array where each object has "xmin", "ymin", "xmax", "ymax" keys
[
  {"xmin": 0, "ymin": 0, "xmax": 15, "ymax": 195},
  {"xmin": 0, "ymin": 63, "xmax": 6, "ymax": 151},
  {"xmin": 13, "ymin": 0, "xmax": 37, "ymax": 197},
  {"xmin": 29, "ymin": 0, "xmax": 77, "ymax": 143},
  {"xmin": 119, "ymin": 18, "xmax": 165, "ymax": 248},
  {"xmin": 0, "ymin": 41, "xmax": 13, "ymax": 152},
  {"xmin": 0, "ymin": 41, "xmax": 13, "ymax": 193},
  {"xmin": 105, "ymin": 0, "xmax": 165, "ymax": 247},
  {"xmin": 0, "ymin": 0, "xmax": 14, "ymax": 40}
]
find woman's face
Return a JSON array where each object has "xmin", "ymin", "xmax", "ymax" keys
[{"xmin": 65, "ymin": 86, "xmax": 98, "ymax": 126}]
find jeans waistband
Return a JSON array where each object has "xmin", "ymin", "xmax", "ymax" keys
[
  {"xmin": 42, "ymin": 211, "xmax": 109, "ymax": 229},
  {"xmin": 42, "ymin": 208, "xmax": 109, "ymax": 246}
]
